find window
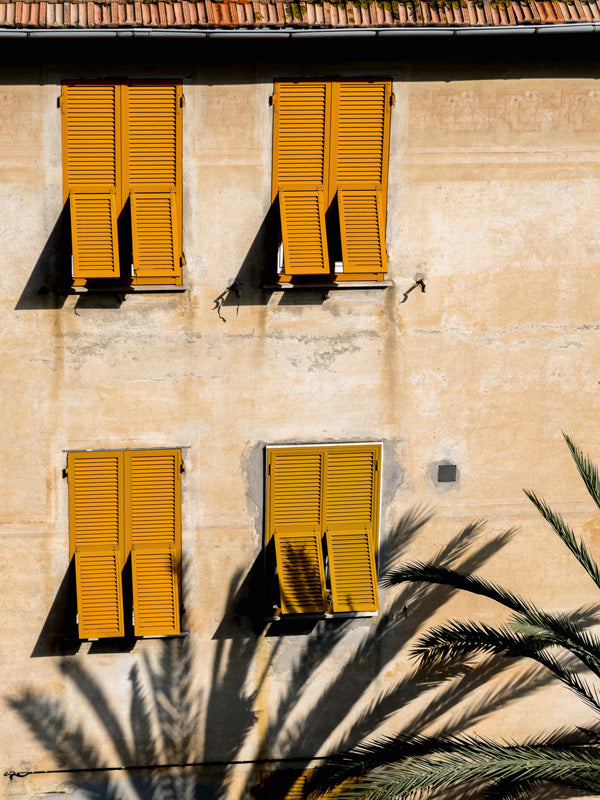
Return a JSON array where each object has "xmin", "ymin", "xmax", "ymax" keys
[
  {"xmin": 266, "ymin": 443, "xmax": 381, "ymax": 616},
  {"xmin": 67, "ymin": 448, "xmax": 182, "ymax": 639},
  {"xmin": 271, "ymin": 80, "xmax": 391, "ymax": 282},
  {"xmin": 61, "ymin": 81, "xmax": 183, "ymax": 287}
]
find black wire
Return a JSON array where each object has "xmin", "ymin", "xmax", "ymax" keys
[{"xmin": 4, "ymin": 754, "xmax": 332, "ymax": 780}]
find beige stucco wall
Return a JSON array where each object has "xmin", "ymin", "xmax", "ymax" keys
[{"xmin": 2, "ymin": 37, "xmax": 600, "ymax": 799}]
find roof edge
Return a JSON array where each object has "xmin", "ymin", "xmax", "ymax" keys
[{"xmin": 0, "ymin": 22, "xmax": 597, "ymax": 38}]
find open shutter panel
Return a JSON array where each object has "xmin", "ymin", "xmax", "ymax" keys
[
  {"xmin": 338, "ymin": 188, "xmax": 387, "ymax": 274},
  {"xmin": 62, "ymin": 84, "xmax": 120, "ymax": 280},
  {"xmin": 131, "ymin": 547, "xmax": 180, "ymax": 636},
  {"xmin": 68, "ymin": 451, "xmax": 125, "ymax": 638},
  {"xmin": 127, "ymin": 449, "xmax": 181, "ymax": 636},
  {"xmin": 70, "ymin": 190, "xmax": 120, "ymax": 279},
  {"xmin": 75, "ymin": 549, "xmax": 125, "ymax": 638},
  {"xmin": 124, "ymin": 84, "xmax": 182, "ymax": 284},
  {"xmin": 323, "ymin": 446, "xmax": 380, "ymax": 613},
  {"xmin": 326, "ymin": 526, "xmax": 378, "ymax": 613},
  {"xmin": 274, "ymin": 528, "xmax": 328, "ymax": 614},
  {"xmin": 279, "ymin": 188, "xmax": 329, "ymax": 275},
  {"xmin": 131, "ymin": 190, "xmax": 179, "ymax": 281}
]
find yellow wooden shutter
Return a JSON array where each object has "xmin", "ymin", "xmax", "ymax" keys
[
  {"xmin": 274, "ymin": 528, "xmax": 327, "ymax": 614},
  {"xmin": 273, "ymin": 82, "xmax": 331, "ymax": 276},
  {"xmin": 267, "ymin": 448, "xmax": 327, "ymax": 614},
  {"xmin": 272, "ymin": 82, "xmax": 330, "ymax": 200},
  {"xmin": 126, "ymin": 449, "xmax": 181, "ymax": 636},
  {"xmin": 62, "ymin": 84, "xmax": 120, "ymax": 197},
  {"xmin": 279, "ymin": 188, "xmax": 330, "ymax": 275},
  {"xmin": 338, "ymin": 187, "xmax": 387, "ymax": 274},
  {"xmin": 326, "ymin": 526, "xmax": 378, "ymax": 613},
  {"xmin": 330, "ymin": 81, "xmax": 391, "ymax": 194},
  {"xmin": 331, "ymin": 81, "xmax": 391, "ymax": 276},
  {"xmin": 62, "ymin": 83, "xmax": 121, "ymax": 280},
  {"xmin": 123, "ymin": 83, "xmax": 182, "ymax": 284},
  {"xmin": 259, "ymin": 768, "xmax": 360, "ymax": 800},
  {"xmin": 68, "ymin": 451, "xmax": 125, "ymax": 638},
  {"xmin": 75, "ymin": 549, "xmax": 124, "ymax": 639},
  {"xmin": 130, "ymin": 189, "xmax": 179, "ymax": 281},
  {"xmin": 267, "ymin": 448, "xmax": 323, "ymax": 538},
  {"xmin": 70, "ymin": 189, "xmax": 120, "ymax": 279},
  {"xmin": 323, "ymin": 445, "xmax": 381, "ymax": 613}
]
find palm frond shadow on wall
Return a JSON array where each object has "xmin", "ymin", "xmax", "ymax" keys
[{"xmin": 7, "ymin": 508, "xmax": 541, "ymax": 800}]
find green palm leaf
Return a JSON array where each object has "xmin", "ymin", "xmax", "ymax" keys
[
  {"xmin": 310, "ymin": 735, "xmax": 600, "ymax": 800},
  {"xmin": 523, "ymin": 490, "xmax": 600, "ymax": 591},
  {"xmin": 564, "ymin": 433, "xmax": 600, "ymax": 513},
  {"xmin": 412, "ymin": 620, "xmax": 600, "ymax": 712},
  {"xmin": 382, "ymin": 562, "xmax": 534, "ymax": 615}
]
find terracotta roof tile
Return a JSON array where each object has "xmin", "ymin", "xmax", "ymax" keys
[{"xmin": 0, "ymin": 0, "xmax": 595, "ymax": 32}]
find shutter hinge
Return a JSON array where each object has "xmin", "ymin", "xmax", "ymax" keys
[
  {"xmin": 268, "ymin": 462, "xmax": 271, "ymax": 476},
  {"xmin": 180, "ymin": 95, "xmax": 185, "ymax": 108},
  {"xmin": 390, "ymin": 93, "xmax": 395, "ymax": 107},
  {"xmin": 269, "ymin": 94, "xmax": 274, "ymax": 107},
  {"xmin": 375, "ymin": 459, "xmax": 379, "ymax": 472},
  {"xmin": 57, "ymin": 95, "xmax": 62, "ymax": 109},
  {"xmin": 180, "ymin": 252, "xmax": 187, "ymax": 267}
]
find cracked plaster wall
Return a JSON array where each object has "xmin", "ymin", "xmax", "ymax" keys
[{"xmin": 2, "ymin": 36, "xmax": 600, "ymax": 799}]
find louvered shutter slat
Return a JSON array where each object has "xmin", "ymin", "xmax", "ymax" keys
[
  {"xmin": 68, "ymin": 451, "xmax": 125, "ymax": 639},
  {"xmin": 274, "ymin": 528, "xmax": 328, "ymax": 614},
  {"xmin": 279, "ymin": 188, "xmax": 329, "ymax": 275},
  {"xmin": 70, "ymin": 190, "xmax": 120, "ymax": 279},
  {"xmin": 338, "ymin": 188, "xmax": 387, "ymax": 274},
  {"xmin": 127, "ymin": 449, "xmax": 181, "ymax": 636}
]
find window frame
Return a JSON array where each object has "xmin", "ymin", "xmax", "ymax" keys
[
  {"xmin": 67, "ymin": 447, "xmax": 183, "ymax": 640},
  {"xmin": 265, "ymin": 441, "xmax": 382, "ymax": 618},
  {"xmin": 61, "ymin": 79, "xmax": 184, "ymax": 288},
  {"xmin": 271, "ymin": 78, "xmax": 392, "ymax": 284}
]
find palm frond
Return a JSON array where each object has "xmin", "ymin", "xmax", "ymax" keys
[
  {"xmin": 310, "ymin": 736, "xmax": 600, "ymax": 800},
  {"xmin": 411, "ymin": 620, "xmax": 542, "ymax": 667},
  {"xmin": 509, "ymin": 609, "xmax": 600, "ymax": 677},
  {"xmin": 382, "ymin": 562, "xmax": 533, "ymax": 615},
  {"xmin": 564, "ymin": 434, "xmax": 600, "ymax": 512},
  {"xmin": 412, "ymin": 619, "xmax": 600, "ymax": 712},
  {"xmin": 523, "ymin": 490, "xmax": 600, "ymax": 590}
]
